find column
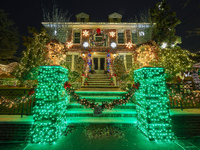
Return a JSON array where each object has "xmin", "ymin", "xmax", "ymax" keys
[
  {"xmin": 32, "ymin": 66, "xmax": 68, "ymax": 144},
  {"xmin": 134, "ymin": 67, "xmax": 174, "ymax": 141}
]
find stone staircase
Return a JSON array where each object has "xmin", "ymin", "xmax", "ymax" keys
[
  {"xmin": 66, "ymin": 90, "xmax": 136, "ymax": 127},
  {"xmin": 82, "ymin": 74, "xmax": 117, "ymax": 88}
]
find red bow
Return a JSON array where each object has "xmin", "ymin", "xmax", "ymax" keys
[{"xmin": 96, "ymin": 28, "xmax": 101, "ymax": 35}]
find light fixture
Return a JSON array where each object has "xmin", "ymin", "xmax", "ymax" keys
[
  {"xmin": 54, "ymin": 30, "xmax": 57, "ymax": 35},
  {"xmin": 111, "ymin": 42, "xmax": 117, "ymax": 48},
  {"xmin": 113, "ymin": 54, "xmax": 116, "ymax": 57},
  {"xmin": 83, "ymin": 42, "xmax": 89, "ymax": 48},
  {"xmin": 161, "ymin": 42, "xmax": 167, "ymax": 49},
  {"xmin": 139, "ymin": 31, "xmax": 145, "ymax": 36}
]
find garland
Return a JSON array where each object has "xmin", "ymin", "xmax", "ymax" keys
[
  {"xmin": 0, "ymin": 88, "xmax": 35, "ymax": 108},
  {"xmin": 65, "ymin": 82, "xmax": 136, "ymax": 110}
]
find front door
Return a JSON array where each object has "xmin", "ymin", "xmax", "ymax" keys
[{"xmin": 93, "ymin": 57, "xmax": 105, "ymax": 74}]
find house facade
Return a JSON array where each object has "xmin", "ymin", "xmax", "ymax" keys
[{"xmin": 42, "ymin": 12, "xmax": 151, "ymax": 74}]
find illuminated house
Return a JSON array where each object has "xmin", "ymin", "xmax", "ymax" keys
[{"xmin": 42, "ymin": 12, "xmax": 152, "ymax": 73}]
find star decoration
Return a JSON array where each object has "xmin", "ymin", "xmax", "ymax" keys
[
  {"xmin": 66, "ymin": 41, "xmax": 73, "ymax": 49},
  {"xmin": 126, "ymin": 42, "xmax": 134, "ymax": 49},
  {"xmin": 109, "ymin": 31, "xmax": 115, "ymax": 37},
  {"xmin": 83, "ymin": 30, "xmax": 89, "ymax": 37}
]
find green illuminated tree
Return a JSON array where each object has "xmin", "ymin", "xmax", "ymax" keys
[
  {"xmin": 150, "ymin": 0, "xmax": 181, "ymax": 46},
  {"xmin": 0, "ymin": 9, "xmax": 19, "ymax": 60}
]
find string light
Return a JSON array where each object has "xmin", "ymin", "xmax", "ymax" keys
[
  {"xmin": 66, "ymin": 41, "xmax": 73, "ymax": 49},
  {"xmin": 82, "ymin": 30, "xmax": 89, "ymax": 37},
  {"xmin": 134, "ymin": 67, "xmax": 174, "ymax": 141},
  {"xmin": 125, "ymin": 42, "xmax": 134, "ymax": 49},
  {"xmin": 109, "ymin": 31, "xmax": 115, "ymax": 37},
  {"xmin": 32, "ymin": 66, "xmax": 68, "ymax": 144}
]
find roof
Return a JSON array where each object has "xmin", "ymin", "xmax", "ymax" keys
[
  {"xmin": 108, "ymin": 12, "xmax": 122, "ymax": 18},
  {"xmin": 75, "ymin": 12, "xmax": 89, "ymax": 18}
]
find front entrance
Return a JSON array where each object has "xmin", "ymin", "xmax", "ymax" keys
[{"xmin": 93, "ymin": 57, "xmax": 106, "ymax": 74}]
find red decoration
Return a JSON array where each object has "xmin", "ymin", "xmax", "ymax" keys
[
  {"xmin": 28, "ymin": 88, "xmax": 35, "ymax": 95},
  {"xmin": 132, "ymin": 82, "xmax": 140, "ymax": 89},
  {"xmin": 89, "ymin": 50, "xmax": 91, "ymax": 52},
  {"xmin": 96, "ymin": 28, "xmax": 101, "ymax": 35},
  {"xmin": 82, "ymin": 74, "xmax": 85, "ymax": 76},
  {"xmin": 114, "ymin": 74, "xmax": 117, "ymax": 77},
  {"xmin": 108, "ymin": 50, "xmax": 110, "ymax": 53},
  {"xmin": 64, "ymin": 81, "xmax": 71, "ymax": 89}
]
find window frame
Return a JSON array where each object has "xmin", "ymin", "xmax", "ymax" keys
[{"xmin": 73, "ymin": 31, "xmax": 81, "ymax": 44}]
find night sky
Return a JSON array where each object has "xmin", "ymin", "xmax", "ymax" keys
[{"xmin": 1, "ymin": 0, "xmax": 200, "ymax": 57}]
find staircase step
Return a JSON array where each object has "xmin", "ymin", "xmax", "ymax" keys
[
  {"xmin": 67, "ymin": 117, "xmax": 137, "ymax": 124},
  {"xmin": 87, "ymin": 80, "xmax": 111, "ymax": 83},
  {"xmin": 75, "ymin": 91, "xmax": 128, "ymax": 96},
  {"xmin": 81, "ymin": 85, "xmax": 117, "ymax": 88},
  {"xmin": 66, "ymin": 108, "xmax": 136, "ymax": 114},
  {"xmin": 88, "ymin": 83, "xmax": 111, "ymax": 85},
  {"xmin": 67, "ymin": 101, "xmax": 136, "ymax": 109}
]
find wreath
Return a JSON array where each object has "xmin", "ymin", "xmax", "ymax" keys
[{"xmin": 90, "ymin": 28, "xmax": 108, "ymax": 46}]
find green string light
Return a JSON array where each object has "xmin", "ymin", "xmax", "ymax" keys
[
  {"xmin": 134, "ymin": 67, "xmax": 174, "ymax": 141},
  {"xmin": 31, "ymin": 66, "xmax": 68, "ymax": 144}
]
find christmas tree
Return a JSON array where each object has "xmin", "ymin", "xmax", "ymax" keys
[{"xmin": 113, "ymin": 56, "xmax": 126, "ymax": 81}]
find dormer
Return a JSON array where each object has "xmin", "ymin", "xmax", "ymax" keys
[
  {"xmin": 108, "ymin": 12, "xmax": 122, "ymax": 22},
  {"xmin": 75, "ymin": 12, "xmax": 89, "ymax": 22}
]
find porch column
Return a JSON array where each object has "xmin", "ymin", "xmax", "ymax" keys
[
  {"xmin": 32, "ymin": 66, "xmax": 68, "ymax": 144},
  {"xmin": 134, "ymin": 67, "xmax": 174, "ymax": 141}
]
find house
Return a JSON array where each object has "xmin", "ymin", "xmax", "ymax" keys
[{"xmin": 42, "ymin": 12, "xmax": 152, "ymax": 74}]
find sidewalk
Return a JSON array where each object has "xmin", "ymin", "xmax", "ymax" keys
[
  {"xmin": 25, "ymin": 127, "xmax": 182, "ymax": 150},
  {"xmin": 0, "ymin": 108, "xmax": 200, "ymax": 123}
]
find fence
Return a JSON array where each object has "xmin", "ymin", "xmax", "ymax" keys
[
  {"xmin": 167, "ymin": 83, "xmax": 200, "ymax": 109},
  {"xmin": 0, "ymin": 87, "xmax": 35, "ymax": 117}
]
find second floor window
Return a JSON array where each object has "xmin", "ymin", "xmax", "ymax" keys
[
  {"xmin": 95, "ymin": 34, "xmax": 103, "ymax": 42},
  {"xmin": 74, "ymin": 32, "xmax": 80, "ymax": 43},
  {"xmin": 118, "ymin": 32, "xmax": 124, "ymax": 44}
]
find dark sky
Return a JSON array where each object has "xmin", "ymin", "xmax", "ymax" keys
[{"xmin": 1, "ymin": 0, "xmax": 200, "ymax": 57}]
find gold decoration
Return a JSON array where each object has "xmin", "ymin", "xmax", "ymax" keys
[
  {"xmin": 126, "ymin": 42, "xmax": 133, "ymax": 49},
  {"xmin": 46, "ymin": 41, "xmax": 65, "ymax": 65},
  {"xmin": 83, "ymin": 30, "xmax": 89, "ymax": 37},
  {"xmin": 66, "ymin": 41, "xmax": 73, "ymax": 49},
  {"xmin": 109, "ymin": 31, "xmax": 115, "ymax": 37},
  {"xmin": 136, "ymin": 45, "xmax": 155, "ymax": 67}
]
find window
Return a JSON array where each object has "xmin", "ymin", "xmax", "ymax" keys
[
  {"xmin": 74, "ymin": 32, "xmax": 80, "ymax": 43},
  {"xmin": 113, "ymin": 18, "xmax": 118, "ymax": 22},
  {"xmin": 118, "ymin": 32, "xmax": 124, "ymax": 44},
  {"xmin": 132, "ymin": 30, "xmax": 137, "ymax": 44},
  {"xmin": 96, "ymin": 35, "xmax": 102, "ymax": 42},
  {"xmin": 126, "ymin": 55, "xmax": 132, "ymax": 70},
  {"xmin": 66, "ymin": 55, "xmax": 72, "ymax": 69},
  {"xmin": 80, "ymin": 18, "xmax": 85, "ymax": 22}
]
